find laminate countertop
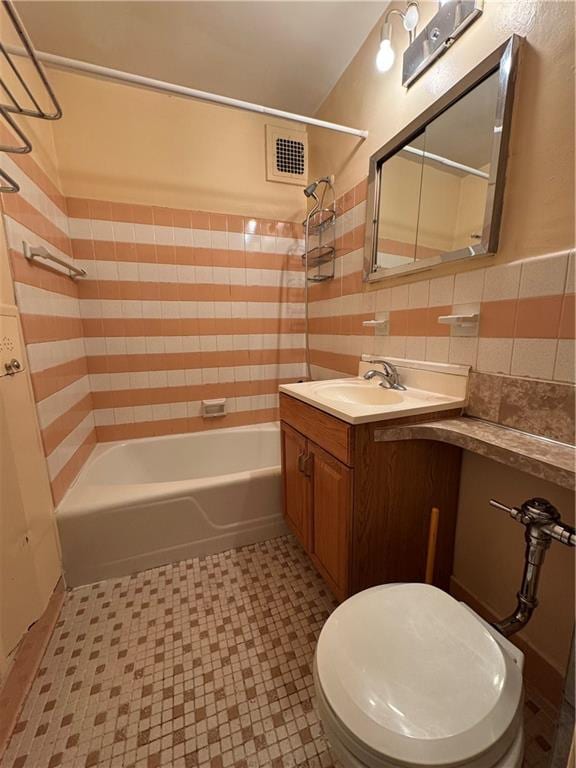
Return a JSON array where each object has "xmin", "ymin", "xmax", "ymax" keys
[{"xmin": 373, "ymin": 417, "xmax": 576, "ymax": 490}]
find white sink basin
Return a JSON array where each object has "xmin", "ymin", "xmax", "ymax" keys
[
  {"xmin": 311, "ymin": 381, "xmax": 404, "ymax": 406},
  {"xmin": 279, "ymin": 367, "xmax": 468, "ymax": 425}
]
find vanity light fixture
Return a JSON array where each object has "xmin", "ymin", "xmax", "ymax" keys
[
  {"xmin": 378, "ymin": 0, "xmax": 484, "ymax": 87},
  {"xmin": 375, "ymin": 2, "xmax": 420, "ymax": 73}
]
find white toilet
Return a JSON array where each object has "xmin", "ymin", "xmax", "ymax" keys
[{"xmin": 314, "ymin": 583, "xmax": 525, "ymax": 768}]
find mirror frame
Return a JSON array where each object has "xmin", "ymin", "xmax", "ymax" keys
[{"xmin": 364, "ymin": 34, "xmax": 522, "ymax": 282}]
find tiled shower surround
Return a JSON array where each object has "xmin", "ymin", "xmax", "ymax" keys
[{"xmin": 1, "ymin": 153, "xmax": 306, "ymax": 504}]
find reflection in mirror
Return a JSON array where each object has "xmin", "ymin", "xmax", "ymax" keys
[
  {"xmin": 415, "ymin": 71, "xmax": 499, "ymax": 260},
  {"xmin": 375, "ymin": 132, "xmax": 425, "ymax": 271},
  {"xmin": 364, "ymin": 35, "xmax": 520, "ymax": 281}
]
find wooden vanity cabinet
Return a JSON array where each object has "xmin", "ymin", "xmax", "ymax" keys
[{"xmin": 280, "ymin": 393, "xmax": 462, "ymax": 602}]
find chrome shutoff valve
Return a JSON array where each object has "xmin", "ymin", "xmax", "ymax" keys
[
  {"xmin": 490, "ymin": 497, "xmax": 576, "ymax": 547},
  {"xmin": 488, "ymin": 497, "xmax": 575, "ymax": 637}
]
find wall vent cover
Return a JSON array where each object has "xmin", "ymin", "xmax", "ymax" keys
[{"xmin": 266, "ymin": 125, "xmax": 308, "ymax": 186}]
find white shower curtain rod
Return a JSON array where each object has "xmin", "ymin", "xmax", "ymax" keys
[
  {"xmin": 402, "ymin": 144, "xmax": 489, "ymax": 179},
  {"xmin": 8, "ymin": 47, "xmax": 369, "ymax": 139}
]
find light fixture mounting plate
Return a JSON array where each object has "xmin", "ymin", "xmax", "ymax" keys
[{"xmin": 402, "ymin": 0, "xmax": 483, "ymax": 87}]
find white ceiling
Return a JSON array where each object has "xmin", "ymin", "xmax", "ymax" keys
[{"xmin": 16, "ymin": 1, "xmax": 386, "ymax": 114}]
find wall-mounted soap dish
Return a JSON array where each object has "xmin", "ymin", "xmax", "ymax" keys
[
  {"xmin": 437, "ymin": 313, "xmax": 479, "ymax": 337},
  {"xmin": 202, "ymin": 399, "xmax": 226, "ymax": 418}
]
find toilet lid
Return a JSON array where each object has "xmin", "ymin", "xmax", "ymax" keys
[{"xmin": 316, "ymin": 583, "xmax": 523, "ymax": 767}]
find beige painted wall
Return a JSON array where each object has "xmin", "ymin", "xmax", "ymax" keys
[
  {"xmin": 455, "ymin": 452, "xmax": 575, "ymax": 677},
  {"xmin": 0, "ymin": 73, "xmax": 61, "ymax": 680},
  {"xmin": 0, "ymin": 256, "xmax": 61, "ymax": 684},
  {"xmin": 310, "ymin": 0, "xmax": 575, "ymax": 281},
  {"xmin": 49, "ymin": 69, "xmax": 306, "ymax": 221}
]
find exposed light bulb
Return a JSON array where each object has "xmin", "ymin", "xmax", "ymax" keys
[
  {"xmin": 376, "ymin": 38, "xmax": 395, "ymax": 72},
  {"xmin": 403, "ymin": 4, "xmax": 419, "ymax": 32}
]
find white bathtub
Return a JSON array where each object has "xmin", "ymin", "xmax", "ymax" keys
[{"xmin": 57, "ymin": 423, "xmax": 287, "ymax": 586}]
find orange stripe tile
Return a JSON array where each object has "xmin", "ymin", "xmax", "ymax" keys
[
  {"xmin": 82, "ymin": 317, "xmax": 305, "ymax": 338},
  {"xmin": 308, "ymin": 349, "xmax": 358, "ymax": 376},
  {"xmin": 10, "ymin": 250, "xmax": 80, "ymax": 298},
  {"xmin": 70, "ymin": 239, "xmax": 301, "ymax": 272},
  {"xmin": 87, "ymin": 348, "xmax": 305, "ymax": 375},
  {"xmin": 426, "ymin": 306, "xmax": 452, "ymax": 337},
  {"xmin": 51, "ymin": 429, "xmax": 96, "ymax": 506},
  {"xmin": 0, "ymin": 123, "xmax": 67, "ymax": 214},
  {"xmin": 41, "ymin": 394, "xmax": 93, "ymax": 456},
  {"xmin": 479, "ymin": 299, "xmax": 518, "ymax": 338},
  {"xmin": 20, "ymin": 314, "xmax": 84, "ymax": 344},
  {"xmin": 3, "ymin": 194, "xmax": 72, "ymax": 257},
  {"xmin": 31, "ymin": 357, "xmax": 89, "ymax": 402},
  {"xmin": 92, "ymin": 378, "xmax": 296, "ymax": 409},
  {"xmin": 558, "ymin": 293, "xmax": 575, "ymax": 339},
  {"xmin": 77, "ymin": 280, "xmax": 303, "ymax": 303},
  {"xmin": 515, "ymin": 295, "xmax": 563, "ymax": 339}
]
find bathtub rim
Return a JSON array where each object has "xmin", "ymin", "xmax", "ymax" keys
[{"xmin": 57, "ymin": 421, "xmax": 281, "ymax": 517}]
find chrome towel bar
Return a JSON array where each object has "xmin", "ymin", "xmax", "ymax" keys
[{"xmin": 23, "ymin": 241, "xmax": 87, "ymax": 279}]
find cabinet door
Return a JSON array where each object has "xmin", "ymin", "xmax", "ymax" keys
[
  {"xmin": 308, "ymin": 442, "xmax": 352, "ymax": 601},
  {"xmin": 280, "ymin": 423, "xmax": 310, "ymax": 549}
]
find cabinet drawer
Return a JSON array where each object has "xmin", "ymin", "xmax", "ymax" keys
[{"xmin": 279, "ymin": 393, "xmax": 353, "ymax": 466}]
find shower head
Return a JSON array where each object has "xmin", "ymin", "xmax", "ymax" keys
[
  {"xmin": 303, "ymin": 176, "xmax": 333, "ymax": 197},
  {"xmin": 303, "ymin": 182, "xmax": 318, "ymax": 198}
]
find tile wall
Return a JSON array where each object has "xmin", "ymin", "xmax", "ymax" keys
[
  {"xmin": 67, "ymin": 199, "xmax": 305, "ymax": 442},
  {"xmin": 309, "ymin": 178, "xmax": 575, "ymax": 388},
  {"xmin": 1, "ymin": 154, "xmax": 96, "ymax": 506},
  {"xmin": 2, "ymin": 153, "xmax": 305, "ymax": 505}
]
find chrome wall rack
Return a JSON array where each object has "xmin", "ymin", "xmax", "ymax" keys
[{"xmin": 0, "ymin": 0, "xmax": 63, "ymax": 192}]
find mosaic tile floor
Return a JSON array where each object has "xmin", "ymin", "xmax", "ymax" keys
[{"xmin": 2, "ymin": 536, "xmax": 560, "ymax": 768}]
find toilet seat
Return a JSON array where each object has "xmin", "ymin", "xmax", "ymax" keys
[{"xmin": 315, "ymin": 583, "xmax": 524, "ymax": 768}]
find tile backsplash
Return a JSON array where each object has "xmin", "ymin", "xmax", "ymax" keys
[{"xmin": 308, "ymin": 177, "xmax": 575, "ymax": 389}]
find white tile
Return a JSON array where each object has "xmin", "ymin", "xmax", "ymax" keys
[
  {"xmin": 454, "ymin": 269, "xmax": 485, "ymax": 304},
  {"xmin": 405, "ymin": 336, "xmax": 427, "ymax": 360},
  {"xmin": 408, "ymin": 280, "xmax": 430, "ymax": 308},
  {"xmin": 391, "ymin": 284, "xmax": 409, "ymax": 310},
  {"xmin": 425, "ymin": 338, "xmax": 450, "ymax": 363},
  {"xmin": 428, "ymin": 275, "xmax": 454, "ymax": 307},
  {"xmin": 449, "ymin": 337, "xmax": 479, "ymax": 366},
  {"xmin": 511, "ymin": 339, "xmax": 558, "ymax": 380},
  {"xmin": 375, "ymin": 288, "xmax": 392, "ymax": 312},
  {"xmin": 482, "ymin": 262, "xmax": 522, "ymax": 301},
  {"xmin": 554, "ymin": 339, "xmax": 576, "ymax": 383},
  {"xmin": 476, "ymin": 338, "xmax": 514, "ymax": 374},
  {"xmin": 91, "ymin": 219, "xmax": 114, "ymax": 241},
  {"xmin": 112, "ymin": 221, "xmax": 135, "ymax": 243},
  {"xmin": 210, "ymin": 231, "xmax": 228, "ymax": 249},
  {"xmin": 519, "ymin": 252, "xmax": 569, "ymax": 298},
  {"xmin": 193, "ymin": 229, "xmax": 211, "ymax": 248},
  {"xmin": 68, "ymin": 218, "xmax": 92, "ymax": 239}
]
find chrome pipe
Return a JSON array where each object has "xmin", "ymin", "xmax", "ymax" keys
[
  {"xmin": 490, "ymin": 497, "xmax": 575, "ymax": 637},
  {"xmin": 302, "ymin": 177, "xmax": 336, "ymax": 380}
]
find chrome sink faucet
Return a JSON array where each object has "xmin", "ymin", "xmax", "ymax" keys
[{"xmin": 363, "ymin": 361, "xmax": 406, "ymax": 390}]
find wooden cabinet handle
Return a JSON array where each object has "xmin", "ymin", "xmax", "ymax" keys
[{"xmin": 298, "ymin": 452, "xmax": 313, "ymax": 477}]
